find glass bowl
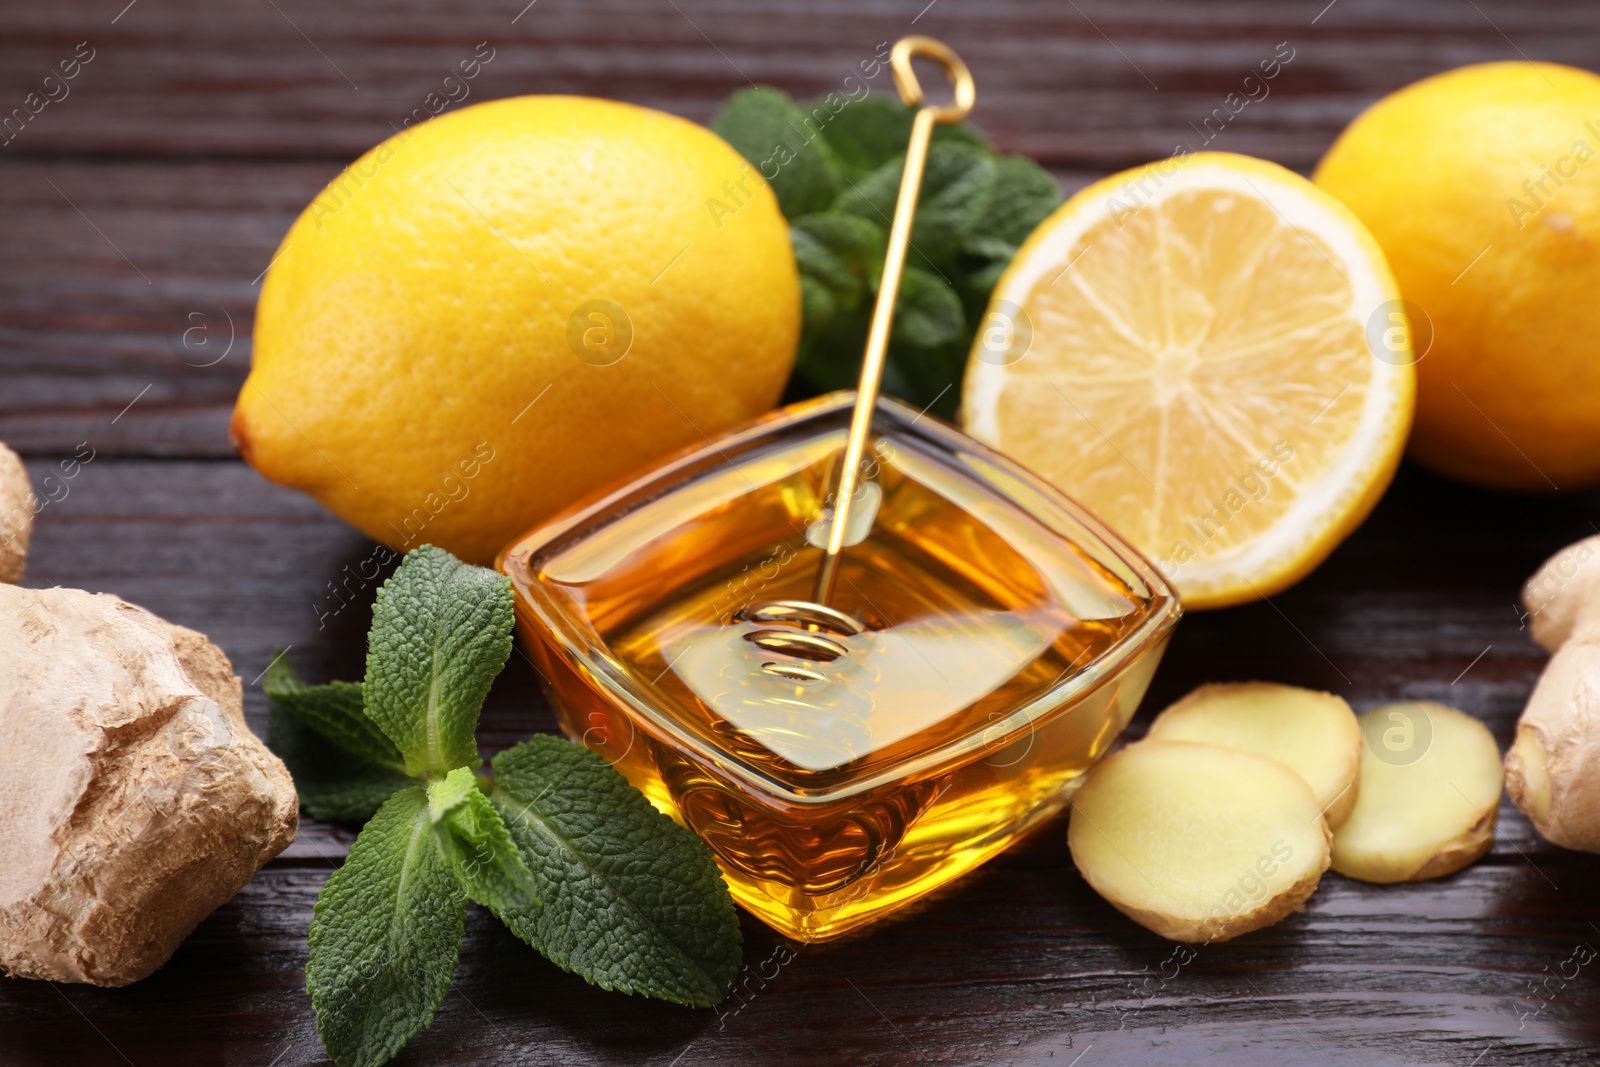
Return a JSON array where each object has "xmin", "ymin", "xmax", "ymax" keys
[{"xmin": 499, "ymin": 391, "xmax": 1180, "ymax": 941}]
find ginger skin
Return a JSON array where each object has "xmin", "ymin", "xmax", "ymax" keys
[
  {"xmin": 1506, "ymin": 535, "xmax": 1600, "ymax": 851},
  {"xmin": 0, "ymin": 586, "xmax": 297, "ymax": 985},
  {"xmin": 0, "ymin": 442, "xmax": 31, "ymax": 583}
]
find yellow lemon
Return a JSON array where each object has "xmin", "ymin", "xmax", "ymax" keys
[
  {"xmin": 962, "ymin": 152, "xmax": 1413, "ymax": 609},
  {"xmin": 233, "ymin": 96, "xmax": 799, "ymax": 564},
  {"xmin": 1315, "ymin": 61, "xmax": 1600, "ymax": 491}
]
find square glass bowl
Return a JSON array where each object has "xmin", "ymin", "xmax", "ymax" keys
[{"xmin": 500, "ymin": 391, "xmax": 1180, "ymax": 941}]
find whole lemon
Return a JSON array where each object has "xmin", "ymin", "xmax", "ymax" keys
[
  {"xmin": 233, "ymin": 96, "xmax": 799, "ymax": 563},
  {"xmin": 1315, "ymin": 62, "xmax": 1600, "ymax": 491}
]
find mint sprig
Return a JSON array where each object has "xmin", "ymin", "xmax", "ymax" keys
[
  {"xmin": 711, "ymin": 88, "xmax": 1062, "ymax": 419},
  {"xmin": 266, "ymin": 546, "xmax": 741, "ymax": 1067}
]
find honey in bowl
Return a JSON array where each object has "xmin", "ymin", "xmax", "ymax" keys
[{"xmin": 500, "ymin": 392, "xmax": 1179, "ymax": 940}]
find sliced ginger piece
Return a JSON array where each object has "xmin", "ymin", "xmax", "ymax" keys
[
  {"xmin": 1332, "ymin": 702, "xmax": 1502, "ymax": 883},
  {"xmin": 1068, "ymin": 740, "xmax": 1331, "ymax": 943},
  {"xmin": 1147, "ymin": 682, "xmax": 1362, "ymax": 828}
]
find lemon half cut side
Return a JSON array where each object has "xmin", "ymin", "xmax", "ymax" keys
[{"xmin": 962, "ymin": 152, "xmax": 1415, "ymax": 609}]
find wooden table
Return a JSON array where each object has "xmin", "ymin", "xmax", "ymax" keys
[{"xmin": 4, "ymin": 1, "xmax": 1600, "ymax": 1063}]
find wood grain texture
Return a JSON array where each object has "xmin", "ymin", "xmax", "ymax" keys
[
  {"xmin": 0, "ymin": 160, "xmax": 322, "ymax": 455},
  {"xmin": 6, "ymin": 0, "xmax": 1600, "ymax": 1062},
  {"xmin": 0, "ymin": 0, "xmax": 1596, "ymax": 166}
]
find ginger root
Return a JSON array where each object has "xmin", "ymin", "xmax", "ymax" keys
[
  {"xmin": 1068, "ymin": 740, "xmax": 1331, "ymax": 943},
  {"xmin": 0, "ymin": 441, "xmax": 31, "ymax": 583},
  {"xmin": 1146, "ymin": 682, "xmax": 1362, "ymax": 828},
  {"xmin": 0, "ymin": 585, "xmax": 297, "ymax": 985},
  {"xmin": 1506, "ymin": 534, "xmax": 1600, "ymax": 850},
  {"xmin": 1332, "ymin": 702, "xmax": 1501, "ymax": 883}
]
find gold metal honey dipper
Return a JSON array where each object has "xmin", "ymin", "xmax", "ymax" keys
[{"xmin": 738, "ymin": 37, "xmax": 976, "ymax": 681}]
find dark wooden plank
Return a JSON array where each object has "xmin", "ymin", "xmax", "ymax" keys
[
  {"xmin": 0, "ymin": 160, "xmax": 326, "ymax": 455},
  {"xmin": 2, "ymin": 0, "xmax": 1597, "ymax": 168},
  {"xmin": 4, "ymin": 454, "xmax": 1600, "ymax": 1064}
]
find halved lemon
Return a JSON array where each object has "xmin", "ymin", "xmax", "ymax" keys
[{"xmin": 961, "ymin": 152, "xmax": 1415, "ymax": 609}]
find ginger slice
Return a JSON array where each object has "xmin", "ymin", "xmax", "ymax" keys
[
  {"xmin": 1332, "ymin": 702, "xmax": 1502, "ymax": 883},
  {"xmin": 1146, "ymin": 682, "xmax": 1362, "ymax": 828},
  {"xmin": 1068, "ymin": 740, "xmax": 1331, "ymax": 943}
]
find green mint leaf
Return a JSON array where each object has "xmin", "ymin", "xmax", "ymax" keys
[
  {"xmin": 266, "ymin": 704, "xmax": 414, "ymax": 824},
  {"xmin": 487, "ymin": 735, "xmax": 740, "ymax": 1007},
  {"xmin": 962, "ymin": 234, "xmax": 1018, "ymax": 261},
  {"xmin": 713, "ymin": 82, "xmax": 1054, "ymax": 440},
  {"xmin": 711, "ymin": 86, "xmax": 843, "ymax": 218},
  {"xmin": 963, "ymin": 255, "xmax": 1011, "ymax": 295},
  {"xmin": 308, "ymin": 787, "xmax": 466, "ymax": 1067},
  {"xmin": 263, "ymin": 654, "xmax": 415, "ymax": 824},
  {"xmin": 264, "ymin": 652, "xmax": 404, "ymax": 768},
  {"xmin": 427, "ymin": 767, "xmax": 539, "ymax": 915},
  {"xmin": 962, "ymin": 153, "xmax": 1063, "ymax": 257},
  {"xmin": 793, "ymin": 297, "xmax": 872, "ymax": 393},
  {"xmin": 790, "ymin": 211, "xmax": 886, "ymax": 310},
  {"xmin": 815, "ymin": 92, "xmax": 987, "ymax": 180},
  {"xmin": 833, "ymin": 141, "xmax": 996, "ymax": 263},
  {"xmin": 363, "ymin": 545, "xmax": 513, "ymax": 777},
  {"xmin": 814, "ymin": 93, "xmax": 913, "ymax": 179},
  {"xmin": 894, "ymin": 266, "xmax": 966, "ymax": 349},
  {"xmin": 798, "ymin": 274, "xmax": 839, "ymax": 337}
]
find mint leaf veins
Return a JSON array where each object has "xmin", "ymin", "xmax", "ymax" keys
[
  {"xmin": 488, "ymin": 735, "xmax": 741, "ymax": 1007},
  {"xmin": 271, "ymin": 545, "xmax": 741, "ymax": 1067},
  {"xmin": 364, "ymin": 544, "xmax": 513, "ymax": 777},
  {"xmin": 264, "ymin": 655, "xmax": 411, "ymax": 824},
  {"xmin": 428, "ymin": 766, "xmax": 538, "ymax": 915},
  {"xmin": 308, "ymin": 787, "xmax": 467, "ymax": 1067}
]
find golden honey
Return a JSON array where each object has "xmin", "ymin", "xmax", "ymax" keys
[{"xmin": 501, "ymin": 393, "xmax": 1180, "ymax": 941}]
